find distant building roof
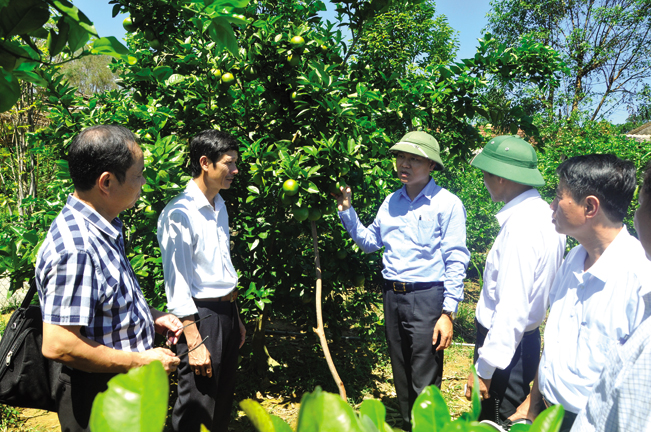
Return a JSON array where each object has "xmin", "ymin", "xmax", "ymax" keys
[{"xmin": 626, "ymin": 121, "xmax": 651, "ymax": 141}]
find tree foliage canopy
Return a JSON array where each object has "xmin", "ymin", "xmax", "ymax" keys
[{"xmin": 486, "ymin": 0, "xmax": 651, "ymax": 120}]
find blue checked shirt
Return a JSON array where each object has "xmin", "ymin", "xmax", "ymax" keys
[
  {"xmin": 338, "ymin": 178, "xmax": 470, "ymax": 312},
  {"xmin": 571, "ymin": 309, "xmax": 651, "ymax": 432},
  {"xmin": 35, "ymin": 195, "xmax": 155, "ymax": 352}
]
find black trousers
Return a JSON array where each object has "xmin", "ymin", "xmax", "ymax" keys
[
  {"xmin": 172, "ymin": 300, "xmax": 239, "ymax": 432},
  {"xmin": 383, "ymin": 284, "xmax": 445, "ymax": 431},
  {"xmin": 56, "ymin": 366, "xmax": 116, "ymax": 432},
  {"xmin": 474, "ymin": 319, "xmax": 541, "ymax": 423}
]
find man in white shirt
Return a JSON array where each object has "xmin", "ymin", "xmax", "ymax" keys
[
  {"xmin": 158, "ymin": 130, "xmax": 246, "ymax": 432},
  {"xmin": 465, "ymin": 136, "xmax": 566, "ymax": 426},
  {"xmin": 514, "ymin": 154, "xmax": 650, "ymax": 432}
]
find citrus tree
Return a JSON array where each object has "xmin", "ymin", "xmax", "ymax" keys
[{"xmin": 2, "ymin": 0, "xmax": 566, "ymax": 379}]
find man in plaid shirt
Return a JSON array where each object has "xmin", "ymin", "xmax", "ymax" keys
[{"xmin": 35, "ymin": 125, "xmax": 182, "ymax": 432}]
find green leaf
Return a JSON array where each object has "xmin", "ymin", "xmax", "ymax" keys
[
  {"xmin": 51, "ymin": 0, "xmax": 97, "ymax": 36},
  {"xmin": 359, "ymin": 399, "xmax": 392, "ymax": 432},
  {"xmin": 306, "ymin": 181, "xmax": 319, "ymax": 194},
  {"xmin": 12, "ymin": 68, "xmax": 47, "ymax": 86},
  {"xmin": 153, "ymin": 66, "xmax": 173, "ymax": 82},
  {"xmin": 89, "ymin": 361, "xmax": 168, "ymax": 432},
  {"xmin": 296, "ymin": 386, "xmax": 361, "ymax": 431},
  {"xmin": 411, "ymin": 385, "xmax": 450, "ymax": 432},
  {"xmin": 529, "ymin": 405, "xmax": 564, "ymax": 432},
  {"xmin": 91, "ymin": 37, "xmax": 136, "ymax": 65},
  {"xmin": 239, "ymin": 399, "xmax": 277, "ymax": 432},
  {"xmin": 208, "ymin": 17, "xmax": 239, "ymax": 57},
  {"xmin": 270, "ymin": 415, "xmax": 293, "ymax": 432},
  {"xmin": 63, "ymin": 15, "xmax": 91, "ymax": 53},
  {"xmin": 0, "ymin": 0, "xmax": 50, "ymax": 38},
  {"xmin": 47, "ymin": 19, "xmax": 69, "ymax": 58},
  {"xmin": 0, "ymin": 68, "xmax": 20, "ymax": 112}
]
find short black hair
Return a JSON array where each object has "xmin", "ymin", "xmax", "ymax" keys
[
  {"xmin": 556, "ymin": 154, "xmax": 636, "ymax": 223},
  {"xmin": 643, "ymin": 160, "xmax": 651, "ymax": 198},
  {"xmin": 68, "ymin": 125, "xmax": 139, "ymax": 192},
  {"xmin": 189, "ymin": 129, "xmax": 239, "ymax": 178}
]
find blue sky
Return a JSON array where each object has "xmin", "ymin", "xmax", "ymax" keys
[
  {"xmin": 73, "ymin": 0, "xmax": 491, "ymax": 60},
  {"xmin": 72, "ymin": 0, "xmax": 628, "ymax": 123}
]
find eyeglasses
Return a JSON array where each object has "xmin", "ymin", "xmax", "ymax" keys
[
  {"xmin": 166, "ymin": 313, "xmax": 213, "ymax": 347},
  {"xmin": 176, "ymin": 335, "xmax": 210, "ymax": 358}
]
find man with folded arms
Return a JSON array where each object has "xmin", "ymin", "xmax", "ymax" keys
[
  {"xmin": 158, "ymin": 129, "xmax": 246, "ymax": 432},
  {"xmin": 36, "ymin": 125, "xmax": 182, "ymax": 432},
  {"xmin": 335, "ymin": 131, "xmax": 470, "ymax": 431},
  {"xmin": 514, "ymin": 154, "xmax": 651, "ymax": 432},
  {"xmin": 465, "ymin": 136, "xmax": 566, "ymax": 428}
]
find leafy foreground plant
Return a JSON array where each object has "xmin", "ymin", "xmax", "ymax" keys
[
  {"xmin": 87, "ymin": 363, "xmax": 561, "ymax": 432},
  {"xmin": 239, "ymin": 375, "xmax": 565, "ymax": 432}
]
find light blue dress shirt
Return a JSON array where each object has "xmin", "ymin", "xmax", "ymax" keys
[{"xmin": 338, "ymin": 178, "xmax": 470, "ymax": 312}]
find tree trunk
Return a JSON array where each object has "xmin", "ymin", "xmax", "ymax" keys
[{"xmin": 310, "ymin": 220, "xmax": 346, "ymax": 400}]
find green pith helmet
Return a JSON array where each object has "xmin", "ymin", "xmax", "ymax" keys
[
  {"xmin": 389, "ymin": 131, "xmax": 444, "ymax": 171},
  {"xmin": 470, "ymin": 135, "xmax": 545, "ymax": 187}
]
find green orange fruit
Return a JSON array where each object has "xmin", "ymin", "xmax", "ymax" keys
[
  {"xmin": 287, "ymin": 54, "xmax": 300, "ymax": 67},
  {"xmin": 123, "ymin": 17, "xmax": 136, "ymax": 32},
  {"xmin": 308, "ymin": 208, "xmax": 321, "ymax": 221},
  {"xmin": 221, "ymin": 72, "xmax": 235, "ymax": 85},
  {"xmin": 149, "ymin": 39, "xmax": 162, "ymax": 50},
  {"xmin": 336, "ymin": 250, "xmax": 347, "ymax": 260},
  {"xmin": 293, "ymin": 206, "xmax": 309, "ymax": 222},
  {"xmin": 353, "ymin": 274, "xmax": 365, "ymax": 287},
  {"xmin": 290, "ymin": 35, "xmax": 305, "ymax": 48},
  {"xmin": 283, "ymin": 179, "xmax": 299, "ymax": 196}
]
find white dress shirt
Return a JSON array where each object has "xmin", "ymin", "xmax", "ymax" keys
[
  {"xmin": 157, "ymin": 180, "xmax": 238, "ymax": 318},
  {"xmin": 538, "ymin": 227, "xmax": 651, "ymax": 414},
  {"xmin": 475, "ymin": 189, "xmax": 566, "ymax": 379}
]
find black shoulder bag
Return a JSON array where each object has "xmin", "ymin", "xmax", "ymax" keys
[{"xmin": 0, "ymin": 279, "xmax": 61, "ymax": 411}]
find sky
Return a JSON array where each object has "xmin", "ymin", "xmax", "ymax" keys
[{"xmin": 71, "ymin": 0, "xmax": 628, "ymax": 123}]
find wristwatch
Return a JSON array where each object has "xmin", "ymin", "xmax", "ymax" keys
[{"xmin": 442, "ymin": 310, "xmax": 456, "ymax": 321}]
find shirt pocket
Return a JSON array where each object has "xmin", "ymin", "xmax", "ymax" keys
[
  {"xmin": 415, "ymin": 218, "xmax": 439, "ymax": 247},
  {"xmin": 574, "ymin": 326, "xmax": 618, "ymax": 377}
]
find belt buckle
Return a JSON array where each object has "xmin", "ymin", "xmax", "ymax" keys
[
  {"xmin": 230, "ymin": 291, "xmax": 237, "ymax": 303},
  {"xmin": 394, "ymin": 282, "xmax": 407, "ymax": 293}
]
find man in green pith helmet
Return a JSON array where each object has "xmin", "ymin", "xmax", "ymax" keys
[
  {"xmin": 465, "ymin": 135, "xmax": 566, "ymax": 428},
  {"xmin": 335, "ymin": 131, "xmax": 470, "ymax": 431}
]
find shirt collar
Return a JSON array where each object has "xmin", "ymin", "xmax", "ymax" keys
[
  {"xmin": 185, "ymin": 179, "xmax": 224, "ymax": 211},
  {"xmin": 583, "ymin": 226, "xmax": 632, "ymax": 282},
  {"xmin": 66, "ymin": 194, "xmax": 122, "ymax": 239},
  {"xmin": 398, "ymin": 177, "xmax": 439, "ymax": 203},
  {"xmin": 495, "ymin": 188, "xmax": 541, "ymax": 227}
]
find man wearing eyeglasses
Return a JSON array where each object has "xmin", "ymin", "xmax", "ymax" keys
[
  {"xmin": 335, "ymin": 131, "xmax": 470, "ymax": 431},
  {"xmin": 36, "ymin": 125, "xmax": 182, "ymax": 432},
  {"xmin": 158, "ymin": 130, "xmax": 246, "ymax": 432}
]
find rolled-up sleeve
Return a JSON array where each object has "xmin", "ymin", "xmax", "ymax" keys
[
  {"xmin": 439, "ymin": 199, "xmax": 470, "ymax": 313},
  {"xmin": 157, "ymin": 210, "xmax": 198, "ymax": 318}
]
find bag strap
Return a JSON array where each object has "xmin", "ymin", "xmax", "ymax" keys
[{"xmin": 20, "ymin": 278, "xmax": 38, "ymax": 309}]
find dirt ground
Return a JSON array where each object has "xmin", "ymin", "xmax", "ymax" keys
[{"xmin": 6, "ymin": 320, "xmax": 474, "ymax": 432}]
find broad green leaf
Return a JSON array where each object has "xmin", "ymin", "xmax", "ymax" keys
[
  {"xmin": 270, "ymin": 415, "xmax": 293, "ymax": 432},
  {"xmin": 208, "ymin": 17, "xmax": 239, "ymax": 56},
  {"xmin": 411, "ymin": 385, "xmax": 450, "ymax": 432},
  {"xmin": 0, "ymin": 40, "xmax": 33, "ymax": 71},
  {"xmin": 64, "ymin": 15, "xmax": 91, "ymax": 53},
  {"xmin": 51, "ymin": 0, "xmax": 97, "ymax": 35},
  {"xmin": 0, "ymin": 0, "xmax": 50, "ymax": 38},
  {"xmin": 47, "ymin": 18, "xmax": 69, "ymax": 57},
  {"xmin": 91, "ymin": 37, "xmax": 137, "ymax": 65},
  {"xmin": 153, "ymin": 66, "xmax": 173, "ymax": 82},
  {"xmin": 89, "ymin": 361, "xmax": 168, "ymax": 432},
  {"xmin": 306, "ymin": 181, "xmax": 319, "ymax": 194},
  {"xmin": 359, "ymin": 399, "xmax": 391, "ymax": 432},
  {"xmin": 12, "ymin": 69, "xmax": 47, "ymax": 87},
  {"xmin": 0, "ymin": 68, "xmax": 20, "ymax": 112},
  {"xmin": 529, "ymin": 405, "xmax": 563, "ymax": 432},
  {"xmin": 239, "ymin": 399, "xmax": 276, "ymax": 432},
  {"xmin": 296, "ymin": 387, "xmax": 362, "ymax": 432}
]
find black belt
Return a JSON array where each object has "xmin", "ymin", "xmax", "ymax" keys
[{"xmin": 383, "ymin": 280, "xmax": 444, "ymax": 293}]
